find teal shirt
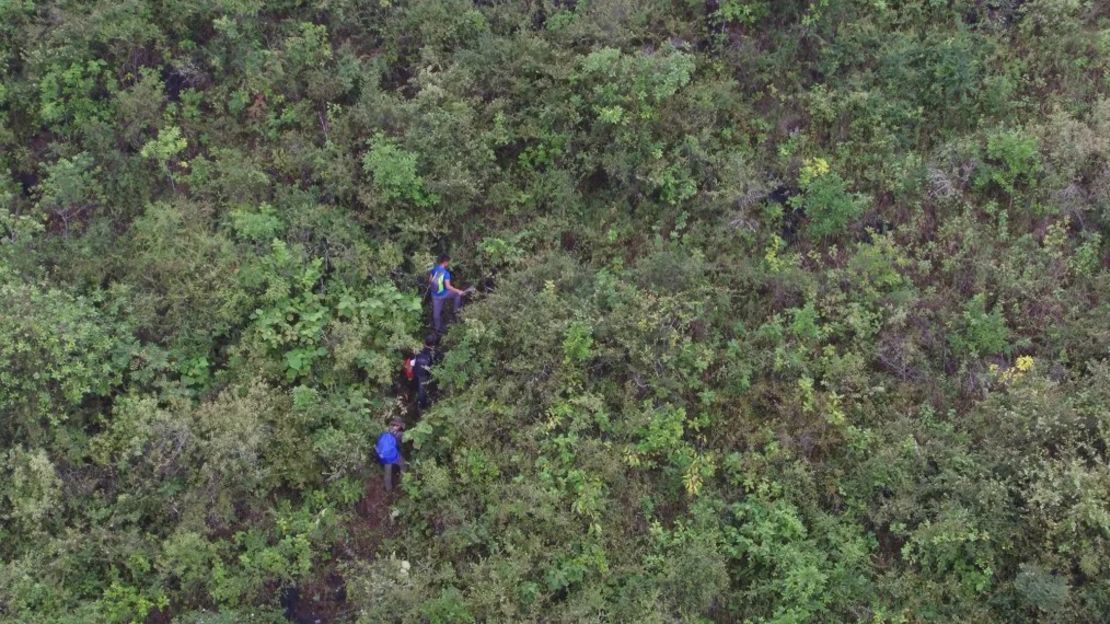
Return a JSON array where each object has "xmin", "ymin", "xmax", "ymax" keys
[{"xmin": 430, "ymin": 265, "xmax": 451, "ymax": 298}]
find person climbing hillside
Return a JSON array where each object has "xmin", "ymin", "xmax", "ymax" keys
[
  {"xmin": 429, "ymin": 253, "xmax": 472, "ymax": 334},
  {"xmin": 413, "ymin": 333, "xmax": 438, "ymax": 413},
  {"xmin": 375, "ymin": 418, "xmax": 406, "ymax": 491}
]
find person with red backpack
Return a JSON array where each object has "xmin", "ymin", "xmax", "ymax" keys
[
  {"xmin": 400, "ymin": 334, "xmax": 438, "ymax": 411},
  {"xmin": 412, "ymin": 334, "xmax": 437, "ymax": 412}
]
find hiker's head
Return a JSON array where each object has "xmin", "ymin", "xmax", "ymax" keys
[
  {"xmin": 424, "ymin": 333, "xmax": 438, "ymax": 347},
  {"xmin": 437, "ymin": 253, "xmax": 450, "ymax": 266},
  {"xmin": 389, "ymin": 418, "xmax": 405, "ymax": 433}
]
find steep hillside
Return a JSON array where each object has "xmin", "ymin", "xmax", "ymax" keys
[{"xmin": 1, "ymin": 1, "xmax": 1108, "ymax": 622}]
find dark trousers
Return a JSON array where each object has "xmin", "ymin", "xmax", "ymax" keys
[
  {"xmin": 416, "ymin": 380, "xmax": 429, "ymax": 412},
  {"xmin": 383, "ymin": 462, "xmax": 403, "ymax": 491},
  {"xmin": 431, "ymin": 291, "xmax": 462, "ymax": 334}
]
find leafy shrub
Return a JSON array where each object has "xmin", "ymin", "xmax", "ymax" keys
[
  {"xmin": 976, "ymin": 128, "xmax": 1041, "ymax": 196},
  {"xmin": 1014, "ymin": 562, "xmax": 1070, "ymax": 614},
  {"xmin": 715, "ymin": 1, "xmax": 770, "ymax": 27},
  {"xmin": 35, "ymin": 152, "xmax": 104, "ymax": 216},
  {"xmin": 38, "ymin": 59, "xmax": 116, "ymax": 133},
  {"xmin": 791, "ymin": 158, "xmax": 868, "ymax": 239},
  {"xmin": 362, "ymin": 134, "xmax": 438, "ymax": 207},
  {"xmin": 0, "ymin": 271, "xmax": 132, "ymax": 436},
  {"xmin": 1, "ymin": 446, "xmax": 62, "ymax": 533},
  {"xmin": 949, "ymin": 294, "xmax": 1011, "ymax": 357}
]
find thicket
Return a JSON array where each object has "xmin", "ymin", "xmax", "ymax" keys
[{"xmin": 1, "ymin": 1, "xmax": 1108, "ymax": 622}]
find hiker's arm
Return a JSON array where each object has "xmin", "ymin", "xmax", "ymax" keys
[{"xmin": 444, "ymin": 279, "xmax": 468, "ymax": 295}]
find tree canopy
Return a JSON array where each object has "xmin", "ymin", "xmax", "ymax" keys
[{"xmin": 1, "ymin": 1, "xmax": 1108, "ymax": 622}]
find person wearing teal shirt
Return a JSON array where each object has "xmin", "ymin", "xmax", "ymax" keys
[{"xmin": 429, "ymin": 254, "xmax": 469, "ymax": 334}]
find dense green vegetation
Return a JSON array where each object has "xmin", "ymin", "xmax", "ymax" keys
[{"xmin": 2, "ymin": 1, "xmax": 1108, "ymax": 622}]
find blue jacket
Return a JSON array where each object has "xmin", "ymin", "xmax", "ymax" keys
[{"xmin": 376, "ymin": 432, "xmax": 402, "ymax": 465}]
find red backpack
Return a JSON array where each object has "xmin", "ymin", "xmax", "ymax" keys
[{"xmin": 402, "ymin": 356, "xmax": 416, "ymax": 381}]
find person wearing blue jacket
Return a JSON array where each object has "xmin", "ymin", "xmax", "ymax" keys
[{"xmin": 376, "ymin": 418, "xmax": 406, "ymax": 491}]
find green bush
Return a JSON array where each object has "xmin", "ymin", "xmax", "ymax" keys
[
  {"xmin": 362, "ymin": 134, "xmax": 438, "ymax": 208},
  {"xmin": 792, "ymin": 159, "xmax": 868, "ymax": 239},
  {"xmin": 949, "ymin": 294, "xmax": 1011, "ymax": 357},
  {"xmin": 977, "ymin": 128, "xmax": 1041, "ymax": 196},
  {"xmin": 0, "ymin": 270, "xmax": 133, "ymax": 439}
]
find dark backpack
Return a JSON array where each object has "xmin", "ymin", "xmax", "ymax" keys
[{"xmin": 413, "ymin": 348, "xmax": 434, "ymax": 380}]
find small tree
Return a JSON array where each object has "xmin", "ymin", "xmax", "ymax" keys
[{"xmin": 141, "ymin": 126, "xmax": 188, "ymax": 192}]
